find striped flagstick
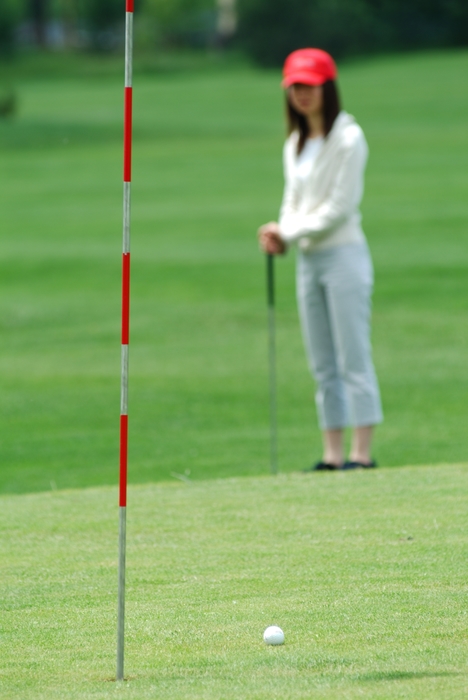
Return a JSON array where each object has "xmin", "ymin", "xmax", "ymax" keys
[{"xmin": 117, "ymin": 0, "xmax": 134, "ymax": 682}]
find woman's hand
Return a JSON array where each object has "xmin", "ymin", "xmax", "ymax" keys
[{"xmin": 257, "ymin": 222, "xmax": 287, "ymax": 255}]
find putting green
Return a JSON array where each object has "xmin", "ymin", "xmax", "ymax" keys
[{"xmin": 1, "ymin": 464, "xmax": 467, "ymax": 699}]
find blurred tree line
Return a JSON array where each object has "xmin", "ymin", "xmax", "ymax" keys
[
  {"xmin": 0, "ymin": 0, "xmax": 467, "ymax": 60},
  {"xmin": 238, "ymin": 0, "xmax": 468, "ymax": 65},
  {"xmin": 0, "ymin": 0, "xmax": 232, "ymax": 54}
]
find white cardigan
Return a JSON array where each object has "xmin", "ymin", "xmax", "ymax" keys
[{"xmin": 279, "ymin": 111, "xmax": 368, "ymax": 252}]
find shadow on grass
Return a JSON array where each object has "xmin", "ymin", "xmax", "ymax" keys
[{"xmin": 354, "ymin": 670, "xmax": 462, "ymax": 683}]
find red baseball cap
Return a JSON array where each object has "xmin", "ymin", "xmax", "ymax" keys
[{"xmin": 282, "ymin": 48, "xmax": 337, "ymax": 88}]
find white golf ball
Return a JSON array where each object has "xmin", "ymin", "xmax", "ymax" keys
[{"xmin": 263, "ymin": 625, "xmax": 285, "ymax": 645}]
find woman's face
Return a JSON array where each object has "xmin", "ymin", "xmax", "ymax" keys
[{"xmin": 288, "ymin": 83, "xmax": 323, "ymax": 117}]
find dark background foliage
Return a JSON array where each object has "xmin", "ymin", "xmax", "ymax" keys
[
  {"xmin": 0, "ymin": 0, "xmax": 467, "ymax": 60},
  {"xmin": 237, "ymin": 0, "xmax": 468, "ymax": 66},
  {"xmin": 0, "ymin": 0, "xmax": 21, "ymax": 55}
]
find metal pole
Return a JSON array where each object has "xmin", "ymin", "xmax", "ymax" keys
[
  {"xmin": 266, "ymin": 254, "xmax": 278, "ymax": 475},
  {"xmin": 117, "ymin": 0, "xmax": 134, "ymax": 682}
]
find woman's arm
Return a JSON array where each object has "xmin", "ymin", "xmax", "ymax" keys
[
  {"xmin": 257, "ymin": 137, "xmax": 295, "ymax": 255},
  {"xmin": 278, "ymin": 135, "xmax": 299, "ymax": 225}
]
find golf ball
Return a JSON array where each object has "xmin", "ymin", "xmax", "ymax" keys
[{"xmin": 263, "ymin": 625, "xmax": 285, "ymax": 645}]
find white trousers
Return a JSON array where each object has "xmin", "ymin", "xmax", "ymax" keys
[{"xmin": 297, "ymin": 243, "xmax": 383, "ymax": 430}]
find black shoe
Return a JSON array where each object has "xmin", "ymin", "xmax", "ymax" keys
[
  {"xmin": 343, "ymin": 459, "xmax": 377, "ymax": 470},
  {"xmin": 303, "ymin": 461, "xmax": 343, "ymax": 472}
]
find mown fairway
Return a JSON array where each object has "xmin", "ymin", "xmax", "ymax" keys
[
  {"xmin": 1, "ymin": 465, "xmax": 468, "ymax": 699},
  {"xmin": 1, "ymin": 50, "xmax": 468, "ymax": 493}
]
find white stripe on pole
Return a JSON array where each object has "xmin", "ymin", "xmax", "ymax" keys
[
  {"xmin": 125, "ymin": 13, "xmax": 133, "ymax": 89},
  {"xmin": 117, "ymin": 0, "xmax": 134, "ymax": 683}
]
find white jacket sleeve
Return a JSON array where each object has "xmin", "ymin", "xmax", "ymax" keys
[
  {"xmin": 278, "ymin": 136, "xmax": 299, "ymax": 228},
  {"xmin": 279, "ymin": 130, "xmax": 368, "ymax": 243}
]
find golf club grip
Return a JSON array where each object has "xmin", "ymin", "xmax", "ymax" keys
[{"xmin": 266, "ymin": 253, "xmax": 275, "ymax": 307}]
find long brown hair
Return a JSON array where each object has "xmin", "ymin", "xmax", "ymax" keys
[{"xmin": 286, "ymin": 80, "xmax": 341, "ymax": 155}]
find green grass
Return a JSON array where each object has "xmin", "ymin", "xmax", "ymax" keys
[
  {"xmin": 1, "ymin": 49, "xmax": 468, "ymax": 494},
  {"xmin": 1, "ymin": 52, "xmax": 468, "ymax": 696},
  {"xmin": 1, "ymin": 465, "xmax": 468, "ymax": 699}
]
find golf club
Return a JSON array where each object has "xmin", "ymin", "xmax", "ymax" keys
[{"xmin": 266, "ymin": 253, "xmax": 278, "ymax": 475}]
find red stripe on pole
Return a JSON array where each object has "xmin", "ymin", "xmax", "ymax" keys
[
  {"xmin": 126, "ymin": 0, "xmax": 134, "ymax": 11},
  {"xmin": 119, "ymin": 414, "xmax": 128, "ymax": 506},
  {"xmin": 123, "ymin": 88, "xmax": 133, "ymax": 182},
  {"xmin": 122, "ymin": 253, "xmax": 130, "ymax": 344}
]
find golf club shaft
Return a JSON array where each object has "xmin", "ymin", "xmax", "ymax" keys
[{"xmin": 267, "ymin": 254, "xmax": 278, "ymax": 475}]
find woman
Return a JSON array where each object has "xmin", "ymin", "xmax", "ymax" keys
[{"xmin": 258, "ymin": 48, "xmax": 383, "ymax": 471}]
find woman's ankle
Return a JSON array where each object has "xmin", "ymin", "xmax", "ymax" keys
[
  {"xmin": 323, "ymin": 454, "xmax": 344, "ymax": 467},
  {"xmin": 349, "ymin": 454, "xmax": 371, "ymax": 464}
]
